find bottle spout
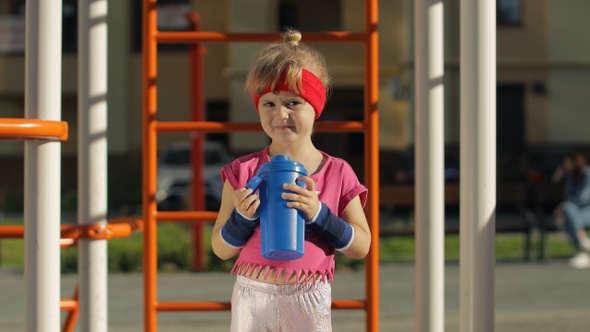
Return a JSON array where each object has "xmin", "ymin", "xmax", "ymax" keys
[{"xmin": 245, "ymin": 176, "xmax": 263, "ymax": 192}]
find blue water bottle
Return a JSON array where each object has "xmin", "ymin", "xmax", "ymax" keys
[{"xmin": 246, "ymin": 155, "xmax": 308, "ymax": 260}]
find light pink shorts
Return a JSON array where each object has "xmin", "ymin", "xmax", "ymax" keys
[{"xmin": 230, "ymin": 275, "xmax": 332, "ymax": 332}]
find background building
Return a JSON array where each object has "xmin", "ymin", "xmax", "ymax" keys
[{"xmin": 0, "ymin": 0, "xmax": 589, "ymax": 211}]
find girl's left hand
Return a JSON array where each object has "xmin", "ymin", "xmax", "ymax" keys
[{"xmin": 282, "ymin": 176, "xmax": 320, "ymax": 221}]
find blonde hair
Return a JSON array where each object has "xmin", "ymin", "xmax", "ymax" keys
[{"xmin": 244, "ymin": 29, "xmax": 332, "ymax": 97}]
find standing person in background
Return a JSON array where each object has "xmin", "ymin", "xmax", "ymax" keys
[
  {"xmin": 210, "ymin": 29, "xmax": 371, "ymax": 331},
  {"xmin": 558, "ymin": 152, "xmax": 590, "ymax": 268}
]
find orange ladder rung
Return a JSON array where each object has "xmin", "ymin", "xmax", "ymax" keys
[
  {"xmin": 155, "ymin": 31, "xmax": 368, "ymax": 44},
  {"xmin": 155, "ymin": 211, "xmax": 218, "ymax": 222},
  {"xmin": 156, "ymin": 301, "xmax": 231, "ymax": 312},
  {"xmin": 155, "ymin": 120, "xmax": 365, "ymax": 133},
  {"xmin": 60, "ymin": 285, "xmax": 79, "ymax": 332},
  {"xmin": 332, "ymin": 299, "xmax": 366, "ymax": 310},
  {"xmin": 153, "ymin": 299, "xmax": 365, "ymax": 312}
]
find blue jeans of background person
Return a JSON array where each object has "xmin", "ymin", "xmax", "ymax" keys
[{"xmin": 562, "ymin": 201, "xmax": 590, "ymax": 250}]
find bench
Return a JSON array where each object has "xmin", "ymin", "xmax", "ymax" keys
[{"xmin": 378, "ymin": 182, "xmax": 536, "ymax": 260}]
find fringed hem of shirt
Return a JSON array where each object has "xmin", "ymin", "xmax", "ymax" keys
[{"xmin": 231, "ymin": 262, "xmax": 335, "ymax": 284}]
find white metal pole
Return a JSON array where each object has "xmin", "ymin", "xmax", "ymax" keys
[
  {"xmin": 78, "ymin": 0, "xmax": 109, "ymax": 331},
  {"xmin": 459, "ymin": 0, "xmax": 496, "ymax": 331},
  {"xmin": 24, "ymin": 0, "xmax": 63, "ymax": 331},
  {"xmin": 414, "ymin": 0, "xmax": 445, "ymax": 331}
]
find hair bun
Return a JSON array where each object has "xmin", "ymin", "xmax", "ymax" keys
[{"xmin": 283, "ymin": 29, "xmax": 302, "ymax": 47}]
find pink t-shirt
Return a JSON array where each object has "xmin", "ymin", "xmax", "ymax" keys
[{"xmin": 221, "ymin": 147, "xmax": 367, "ymax": 283}]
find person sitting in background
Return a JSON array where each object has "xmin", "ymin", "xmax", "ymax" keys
[
  {"xmin": 557, "ymin": 152, "xmax": 590, "ymax": 268},
  {"xmin": 550, "ymin": 154, "xmax": 574, "ymax": 226},
  {"xmin": 551, "ymin": 154, "xmax": 574, "ymax": 185}
]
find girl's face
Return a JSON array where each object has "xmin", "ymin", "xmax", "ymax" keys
[{"xmin": 257, "ymin": 91, "xmax": 316, "ymax": 144}]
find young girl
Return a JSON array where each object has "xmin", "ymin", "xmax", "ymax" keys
[{"xmin": 211, "ymin": 29, "xmax": 371, "ymax": 331}]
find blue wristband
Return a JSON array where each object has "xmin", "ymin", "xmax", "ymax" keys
[
  {"xmin": 306, "ymin": 203, "xmax": 354, "ymax": 250},
  {"xmin": 220, "ymin": 209, "xmax": 259, "ymax": 248}
]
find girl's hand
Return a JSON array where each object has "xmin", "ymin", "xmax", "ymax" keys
[
  {"xmin": 282, "ymin": 176, "xmax": 320, "ymax": 220},
  {"xmin": 233, "ymin": 187, "xmax": 260, "ymax": 219}
]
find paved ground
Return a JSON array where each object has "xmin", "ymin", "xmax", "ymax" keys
[{"xmin": 1, "ymin": 259, "xmax": 590, "ymax": 331}]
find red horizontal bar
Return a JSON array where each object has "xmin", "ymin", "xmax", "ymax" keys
[
  {"xmin": 156, "ymin": 211, "xmax": 218, "ymax": 222},
  {"xmin": 0, "ymin": 118, "xmax": 68, "ymax": 141},
  {"xmin": 154, "ymin": 299, "xmax": 365, "ymax": 312},
  {"xmin": 155, "ymin": 121, "xmax": 364, "ymax": 133},
  {"xmin": 332, "ymin": 299, "xmax": 367, "ymax": 310},
  {"xmin": 156, "ymin": 301, "xmax": 231, "ymax": 311},
  {"xmin": 156, "ymin": 121, "xmax": 261, "ymax": 133},
  {"xmin": 155, "ymin": 31, "xmax": 367, "ymax": 44}
]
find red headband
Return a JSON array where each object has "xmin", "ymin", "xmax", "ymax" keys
[{"xmin": 252, "ymin": 69, "xmax": 326, "ymax": 119}]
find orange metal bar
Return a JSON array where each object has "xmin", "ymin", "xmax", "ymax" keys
[
  {"xmin": 156, "ymin": 301, "xmax": 231, "ymax": 311},
  {"xmin": 60, "ymin": 239, "xmax": 77, "ymax": 248},
  {"xmin": 157, "ymin": 121, "xmax": 261, "ymax": 132},
  {"xmin": 59, "ymin": 299, "xmax": 78, "ymax": 311},
  {"xmin": 154, "ymin": 299, "xmax": 365, "ymax": 312},
  {"xmin": 0, "ymin": 118, "xmax": 68, "ymax": 141},
  {"xmin": 332, "ymin": 299, "xmax": 366, "ymax": 310},
  {"xmin": 156, "ymin": 211, "xmax": 218, "ymax": 222},
  {"xmin": 0, "ymin": 225, "xmax": 26, "ymax": 238},
  {"xmin": 0, "ymin": 218, "xmax": 143, "ymax": 240},
  {"xmin": 156, "ymin": 121, "xmax": 364, "ymax": 133},
  {"xmin": 364, "ymin": 0, "xmax": 380, "ymax": 331},
  {"xmin": 143, "ymin": 0, "xmax": 159, "ymax": 330},
  {"xmin": 156, "ymin": 31, "xmax": 367, "ymax": 44},
  {"xmin": 61, "ymin": 285, "xmax": 79, "ymax": 332}
]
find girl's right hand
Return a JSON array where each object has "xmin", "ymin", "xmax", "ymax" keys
[{"xmin": 233, "ymin": 187, "xmax": 260, "ymax": 219}]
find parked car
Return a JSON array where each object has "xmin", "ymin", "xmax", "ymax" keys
[
  {"xmin": 156, "ymin": 141, "xmax": 231, "ymax": 211},
  {"xmin": 380, "ymin": 148, "xmax": 460, "ymax": 185}
]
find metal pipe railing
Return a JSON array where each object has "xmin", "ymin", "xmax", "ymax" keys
[
  {"xmin": 0, "ymin": 218, "xmax": 143, "ymax": 241},
  {"xmin": 0, "ymin": 118, "xmax": 68, "ymax": 141}
]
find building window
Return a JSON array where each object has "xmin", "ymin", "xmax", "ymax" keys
[
  {"xmin": 62, "ymin": 0, "xmax": 78, "ymax": 53},
  {"xmin": 497, "ymin": 0, "xmax": 522, "ymax": 26},
  {"xmin": 279, "ymin": 0, "xmax": 341, "ymax": 32},
  {"xmin": 0, "ymin": 0, "xmax": 78, "ymax": 53},
  {"xmin": 0, "ymin": 1, "xmax": 25, "ymax": 15},
  {"xmin": 132, "ymin": 0, "xmax": 191, "ymax": 52}
]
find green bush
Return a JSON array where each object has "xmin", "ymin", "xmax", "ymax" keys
[
  {"xmin": 59, "ymin": 224, "xmax": 193, "ymax": 273},
  {"xmin": 59, "ymin": 223, "xmax": 224, "ymax": 273},
  {"xmin": 2, "ymin": 191, "xmax": 24, "ymax": 212},
  {"xmin": 61, "ymin": 249, "xmax": 78, "ymax": 273},
  {"xmin": 156, "ymin": 223, "xmax": 192, "ymax": 271},
  {"xmin": 59, "ymin": 234, "xmax": 145, "ymax": 274},
  {"xmin": 1, "ymin": 218, "xmax": 578, "ymax": 273},
  {"xmin": 108, "ymin": 233, "xmax": 143, "ymax": 272}
]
